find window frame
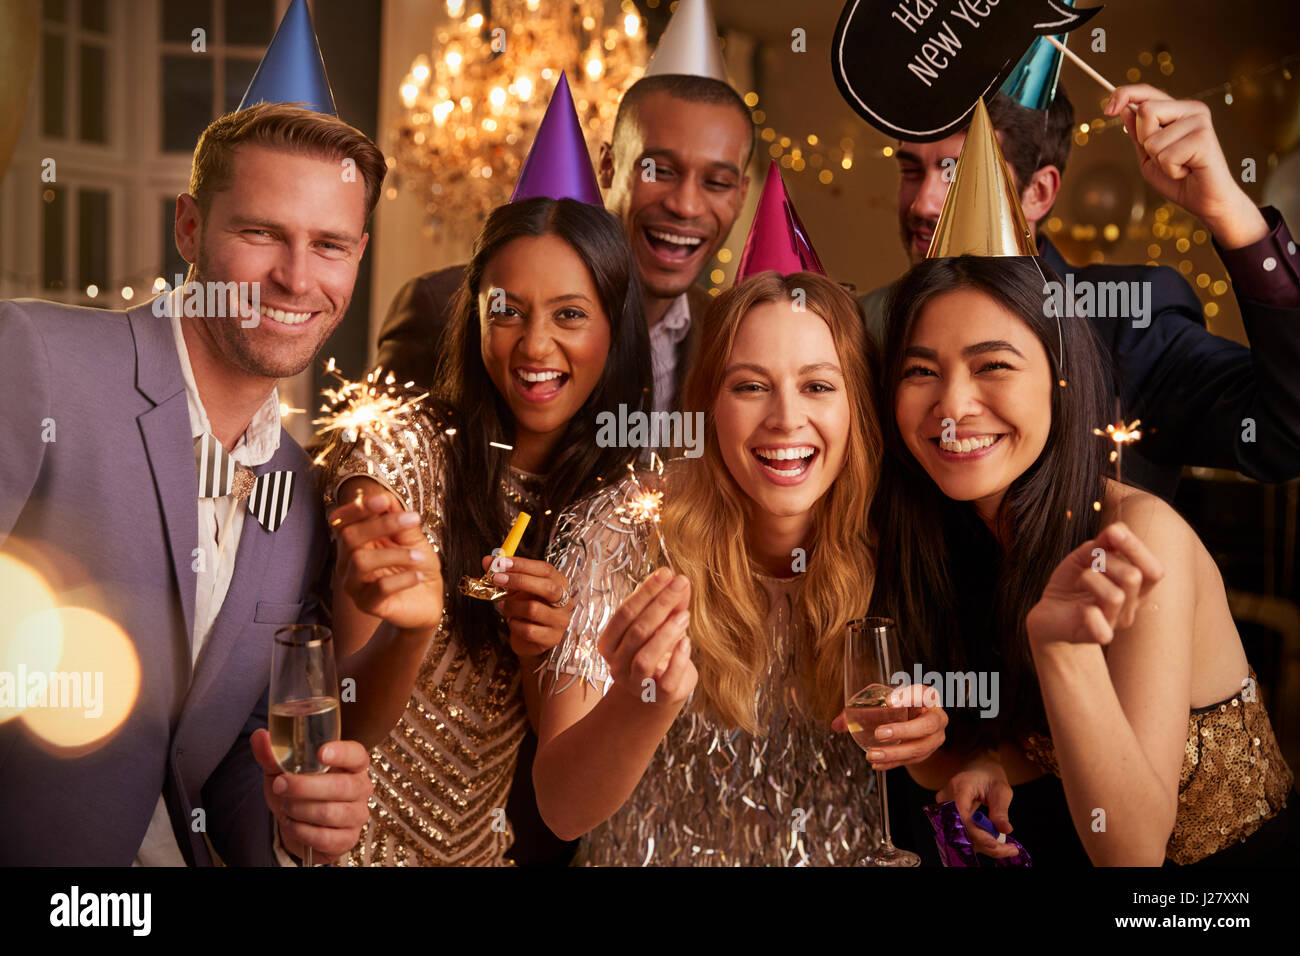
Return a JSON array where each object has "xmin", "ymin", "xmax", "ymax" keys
[{"xmin": 1, "ymin": 0, "xmax": 288, "ymax": 306}]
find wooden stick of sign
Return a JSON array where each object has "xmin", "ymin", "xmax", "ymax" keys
[{"xmin": 1046, "ymin": 35, "xmax": 1116, "ymax": 93}]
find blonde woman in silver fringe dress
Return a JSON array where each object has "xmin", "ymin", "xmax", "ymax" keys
[
  {"xmin": 531, "ymin": 272, "xmax": 949, "ymax": 865},
  {"xmin": 319, "ymin": 197, "xmax": 650, "ymax": 865}
]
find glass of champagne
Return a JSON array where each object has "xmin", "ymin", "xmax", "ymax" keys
[
  {"xmin": 844, "ymin": 617, "xmax": 920, "ymax": 867},
  {"xmin": 269, "ymin": 624, "xmax": 341, "ymax": 867}
]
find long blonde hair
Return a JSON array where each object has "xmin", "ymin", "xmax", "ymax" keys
[{"xmin": 660, "ymin": 271, "xmax": 880, "ymax": 733}]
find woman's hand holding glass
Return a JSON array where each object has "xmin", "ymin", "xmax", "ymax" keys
[{"xmin": 832, "ymin": 683, "xmax": 948, "ymax": 770}]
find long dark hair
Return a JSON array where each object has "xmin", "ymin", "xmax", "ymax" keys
[
  {"xmin": 869, "ymin": 255, "xmax": 1110, "ymax": 749},
  {"xmin": 436, "ymin": 196, "xmax": 651, "ymax": 651}
]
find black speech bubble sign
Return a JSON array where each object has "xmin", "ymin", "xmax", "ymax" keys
[{"xmin": 831, "ymin": 0, "xmax": 1101, "ymax": 142}]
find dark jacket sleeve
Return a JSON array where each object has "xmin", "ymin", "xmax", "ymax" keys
[
  {"xmin": 1122, "ymin": 211, "xmax": 1300, "ymax": 482},
  {"xmin": 373, "ymin": 268, "xmax": 463, "ymax": 390}
]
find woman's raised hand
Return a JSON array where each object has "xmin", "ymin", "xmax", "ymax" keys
[
  {"xmin": 328, "ymin": 477, "xmax": 443, "ymax": 632},
  {"xmin": 597, "ymin": 567, "xmax": 696, "ymax": 706},
  {"xmin": 1026, "ymin": 521, "xmax": 1166, "ymax": 647}
]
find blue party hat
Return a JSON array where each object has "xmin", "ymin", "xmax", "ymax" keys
[
  {"xmin": 238, "ymin": 0, "xmax": 336, "ymax": 115},
  {"xmin": 509, "ymin": 73, "xmax": 602, "ymax": 205},
  {"xmin": 998, "ymin": 0, "xmax": 1071, "ymax": 111}
]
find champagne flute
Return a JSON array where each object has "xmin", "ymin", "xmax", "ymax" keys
[
  {"xmin": 269, "ymin": 624, "xmax": 340, "ymax": 867},
  {"xmin": 844, "ymin": 617, "xmax": 920, "ymax": 867}
]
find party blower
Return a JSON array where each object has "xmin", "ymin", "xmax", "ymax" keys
[{"xmin": 459, "ymin": 512, "xmax": 531, "ymax": 600}]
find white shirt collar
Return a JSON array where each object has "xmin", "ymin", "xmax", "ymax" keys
[{"xmin": 167, "ymin": 291, "xmax": 282, "ymax": 467}]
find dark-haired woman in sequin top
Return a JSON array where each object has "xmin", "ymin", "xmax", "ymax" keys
[
  {"xmin": 319, "ymin": 196, "xmax": 650, "ymax": 865},
  {"xmin": 872, "ymin": 255, "xmax": 1295, "ymax": 866}
]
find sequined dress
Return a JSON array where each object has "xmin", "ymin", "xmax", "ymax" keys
[
  {"xmin": 321, "ymin": 401, "xmax": 538, "ymax": 866},
  {"xmin": 543, "ymin": 475, "xmax": 882, "ymax": 865},
  {"xmin": 1021, "ymin": 669, "xmax": 1294, "ymax": 865}
]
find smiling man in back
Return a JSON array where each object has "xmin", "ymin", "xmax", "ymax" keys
[{"xmin": 375, "ymin": 72, "xmax": 753, "ymax": 418}]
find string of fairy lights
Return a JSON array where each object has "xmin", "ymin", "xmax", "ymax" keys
[{"xmin": 3, "ymin": 20, "xmax": 1295, "ymax": 323}]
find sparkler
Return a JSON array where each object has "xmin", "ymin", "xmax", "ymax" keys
[
  {"xmin": 1093, "ymin": 405, "xmax": 1142, "ymax": 523},
  {"xmin": 311, "ymin": 359, "xmax": 429, "ymax": 466},
  {"xmin": 615, "ymin": 452, "xmax": 674, "ymax": 572}
]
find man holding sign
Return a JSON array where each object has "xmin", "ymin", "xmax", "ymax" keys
[{"xmin": 858, "ymin": 83, "xmax": 1300, "ymax": 500}]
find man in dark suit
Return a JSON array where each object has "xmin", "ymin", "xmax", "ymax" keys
[
  {"xmin": 862, "ymin": 85, "xmax": 1300, "ymax": 500},
  {"xmin": 372, "ymin": 72, "xmax": 754, "ymax": 866}
]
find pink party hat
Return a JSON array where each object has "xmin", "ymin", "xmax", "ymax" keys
[
  {"xmin": 735, "ymin": 161, "xmax": 825, "ymax": 281},
  {"xmin": 509, "ymin": 72, "xmax": 602, "ymax": 205}
]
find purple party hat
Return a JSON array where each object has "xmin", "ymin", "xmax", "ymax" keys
[
  {"xmin": 238, "ymin": 0, "xmax": 336, "ymax": 116},
  {"xmin": 509, "ymin": 72, "xmax": 602, "ymax": 205},
  {"xmin": 735, "ymin": 161, "xmax": 825, "ymax": 281}
]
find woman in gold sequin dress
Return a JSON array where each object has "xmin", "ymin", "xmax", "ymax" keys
[
  {"xmin": 872, "ymin": 256, "xmax": 1296, "ymax": 866},
  {"xmin": 531, "ymin": 272, "xmax": 950, "ymax": 865},
  {"xmin": 319, "ymin": 196, "xmax": 649, "ymax": 865}
]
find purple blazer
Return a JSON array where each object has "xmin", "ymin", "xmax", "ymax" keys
[{"xmin": 0, "ymin": 298, "xmax": 331, "ymax": 865}]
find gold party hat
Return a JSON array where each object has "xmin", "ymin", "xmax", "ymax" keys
[{"xmin": 926, "ymin": 97, "xmax": 1037, "ymax": 258}]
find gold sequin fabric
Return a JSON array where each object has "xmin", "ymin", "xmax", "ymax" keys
[
  {"xmin": 544, "ymin": 475, "xmax": 882, "ymax": 866},
  {"xmin": 1021, "ymin": 671, "xmax": 1294, "ymax": 865},
  {"xmin": 320, "ymin": 399, "xmax": 538, "ymax": 866}
]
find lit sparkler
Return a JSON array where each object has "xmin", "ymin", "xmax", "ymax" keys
[
  {"xmin": 311, "ymin": 359, "xmax": 429, "ymax": 465},
  {"xmin": 1093, "ymin": 410, "xmax": 1142, "ymax": 523},
  {"xmin": 615, "ymin": 452, "xmax": 674, "ymax": 572}
]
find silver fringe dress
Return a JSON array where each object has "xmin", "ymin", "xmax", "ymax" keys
[{"xmin": 542, "ymin": 474, "xmax": 882, "ymax": 865}]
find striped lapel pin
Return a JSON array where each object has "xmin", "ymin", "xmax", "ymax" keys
[
  {"xmin": 247, "ymin": 470, "xmax": 295, "ymax": 533},
  {"xmin": 194, "ymin": 433, "xmax": 293, "ymax": 532},
  {"xmin": 195, "ymin": 433, "xmax": 243, "ymax": 497}
]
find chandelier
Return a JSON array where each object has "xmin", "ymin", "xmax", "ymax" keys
[{"xmin": 391, "ymin": 0, "xmax": 648, "ymax": 239}]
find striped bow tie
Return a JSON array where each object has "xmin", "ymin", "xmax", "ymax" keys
[{"xmin": 194, "ymin": 433, "xmax": 296, "ymax": 533}]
